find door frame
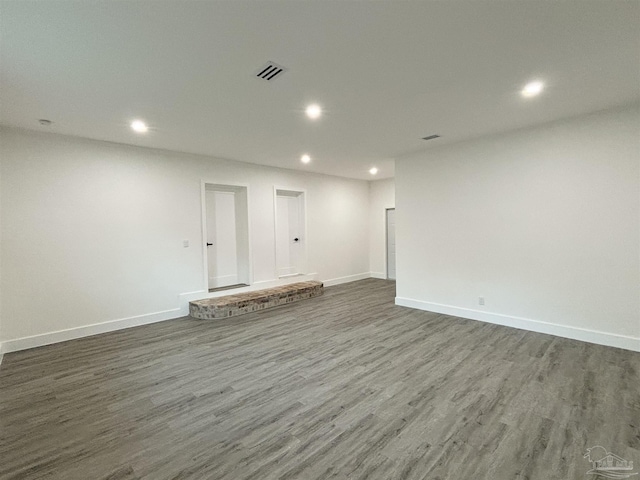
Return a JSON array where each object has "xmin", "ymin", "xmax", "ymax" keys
[
  {"xmin": 273, "ymin": 186, "xmax": 308, "ymax": 278},
  {"xmin": 200, "ymin": 180, "xmax": 253, "ymax": 291},
  {"xmin": 385, "ymin": 207, "xmax": 396, "ymax": 280}
]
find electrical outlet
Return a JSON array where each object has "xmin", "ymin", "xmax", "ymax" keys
[{"xmin": 478, "ymin": 296, "xmax": 485, "ymax": 306}]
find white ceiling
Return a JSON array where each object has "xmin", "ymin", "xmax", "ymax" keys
[{"xmin": 1, "ymin": 1, "xmax": 639, "ymax": 180}]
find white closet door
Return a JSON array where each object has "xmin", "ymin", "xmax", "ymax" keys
[
  {"xmin": 206, "ymin": 191, "xmax": 238, "ymax": 288},
  {"xmin": 276, "ymin": 195, "xmax": 301, "ymax": 277}
]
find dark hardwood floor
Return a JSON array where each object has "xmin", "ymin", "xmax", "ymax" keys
[{"xmin": 0, "ymin": 279, "xmax": 638, "ymax": 479}]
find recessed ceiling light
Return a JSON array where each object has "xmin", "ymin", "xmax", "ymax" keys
[
  {"xmin": 369, "ymin": 167, "xmax": 378, "ymax": 175},
  {"xmin": 521, "ymin": 81, "xmax": 544, "ymax": 98},
  {"xmin": 301, "ymin": 154, "xmax": 311, "ymax": 164},
  {"xmin": 130, "ymin": 119, "xmax": 149, "ymax": 133},
  {"xmin": 305, "ymin": 104, "xmax": 322, "ymax": 119}
]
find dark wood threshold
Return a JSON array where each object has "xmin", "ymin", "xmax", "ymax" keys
[{"xmin": 208, "ymin": 283, "xmax": 249, "ymax": 293}]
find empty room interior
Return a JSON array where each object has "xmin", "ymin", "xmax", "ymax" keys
[{"xmin": 0, "ymin": 1, "xmax": 639, "ymax": 479}]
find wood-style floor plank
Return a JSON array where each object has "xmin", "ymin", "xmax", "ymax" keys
[{"xmin": 0, "ymin": 279, "xmax": 638, "ymax": 479}]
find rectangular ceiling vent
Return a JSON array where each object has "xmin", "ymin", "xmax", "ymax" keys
[
  {"xmin": 255, "ymin": 61, "xmax": 287, "ymax": 81},
  {"xmin": 422, "ymin": 134, "xmax": 441, "ymax": 141}
]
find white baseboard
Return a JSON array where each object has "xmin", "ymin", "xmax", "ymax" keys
[
  {"xmin": 395, "ymin": 297, "xmax": 640, "ymax": 353},
  {"xmin": 0, "ymin": 274, "xmax": 379, "ymax": 355},
  {"xmin": 323, "ymin": 272, "xmax": 372, "ymax": 287},
  {"xmin": 0, "ymin": 308, "xmax": 182, "ymax": 354},
  {"xmin": 370, "ymin": 272, "xmax": 387, "ymax": 280},
  {"xmin": 277, "ymin": 270, "xmax": 299, "ymax": 278}
]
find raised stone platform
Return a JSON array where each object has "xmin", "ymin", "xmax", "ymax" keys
[{"xmin": 189, "ymin": 281, "xmax": 323, "ymax": 319}]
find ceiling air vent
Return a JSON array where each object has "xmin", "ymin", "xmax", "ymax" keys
[
  {"xmin": 255, "ymin": 61, "xmax": 287, "ymax": 81},
  {"xmin": 422, "ymin": 134, "xmax": 441, "ymax": 141}
]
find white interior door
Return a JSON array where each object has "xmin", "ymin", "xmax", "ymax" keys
[
  {"xmin": 276, "ymin": 194, "xmax": 302, "ymax": 277},
  {"xmin": 386, "ymin": 208, "xmax": 396, "ymax": 280},
  {"xmin": 206, "ymin": 190, "xmax": 238, "ymax": 288}
]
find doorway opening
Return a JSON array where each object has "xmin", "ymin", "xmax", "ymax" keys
[
  {"xmin": 275, "ymin": 188, "xmax": 306, "ymax": 278},
  {"xmin": 386, "ymin": 208, "xmax": 396, "ymax": 280},
  {"xmin": 203, "ymin": 183, "xmax": 251, "ymax": 291}
]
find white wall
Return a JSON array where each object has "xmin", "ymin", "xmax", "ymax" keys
[
  {"xmin": 0, "ymin": 128, "xmax": 370, "ymax": 351},
  {"xmin": 396, "ymin": 105, "xmax": 640, "ymax": 351},
  {"xmin": 0, "ymin": 148, "xmax": 2, "ymax": 353},
  {"xmin": 369, "ymin": 178, "xmax": 395, "ymax": 279}
]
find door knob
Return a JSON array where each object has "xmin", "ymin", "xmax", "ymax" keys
[
  {"xmin": 294, "ymin": 238, "xmax": 299, "ymax": 242},
  {"xmin": 207, "ymin": 243, "xmax": 213, "ymax": 246}
]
